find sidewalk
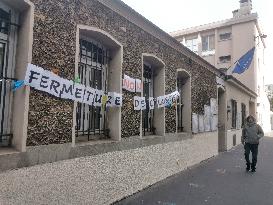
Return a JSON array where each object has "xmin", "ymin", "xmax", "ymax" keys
[{"xmin": 115, "ymin": 135, "xmax": 273, "ymax": 205}]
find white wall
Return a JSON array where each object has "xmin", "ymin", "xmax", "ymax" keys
[{"xmin": 0, "ymin": 132, "xmax": 218, "ymax": 204}]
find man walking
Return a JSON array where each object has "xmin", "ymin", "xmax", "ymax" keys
[{"xmin": 241, "ymin": 115, "xmax": 264, "ymax": 172}]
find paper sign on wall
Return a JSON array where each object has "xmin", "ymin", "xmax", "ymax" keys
[
  {"xmin": 134, "ymin": 96, "xmax": 146, "ymax": 110},
  {"xmin": 192, "ymin": 113, "xmax": 199, "ymax": 134},
  {"xmin": 123, "ymin": 74, "xmax": 136, "ymax": 92},
  {"xmin": 149, "ymin": 97, "xmax": 155, "ymax": 110},
  {"xmin": 198, "ymin": 115, "xmax": 205, "ymax": 132},
  {"xmin": 25, "ymin": 63, "xmax": 122, "ymax": 107},
  {"xmin": 204, "ymin": 105, "xmax": 211, "ymax": 132}
]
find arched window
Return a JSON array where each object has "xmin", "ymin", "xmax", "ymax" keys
[
  {"xmin": 74, "ymin": 26, "xmax": 123, "ymax": 143},
  {"xmin": 177, "ymin": 69, "xmax": 191, "ymax": 133},
  {"xmin": 142, "ymin": 54, "xmax": 165, "ymax": 137}
]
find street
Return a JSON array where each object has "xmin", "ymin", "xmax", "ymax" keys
[{"xmin": 115, "ymin": 135, "xmax": 273, "ymax": 205}]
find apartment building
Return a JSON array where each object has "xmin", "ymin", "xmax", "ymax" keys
[{"xmin": 171, "ymin": 0, "xmax": 271, "ymax": 149}]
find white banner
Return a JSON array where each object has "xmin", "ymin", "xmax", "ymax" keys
[
  {"xmin": 135, "ymin": 79, "xmax": 142, "ymax": 93},
  {"xmin": 122, "ymin": 74, "xmax": 136, "ymax": 92},
  {"xmin": 133, "ymin": 96, "xmax": 146, "ymax": 110},
  {"xmin": 149, "ymin": 97, "xmax": 155, "ymax": 110},
  {"xmin": 25, "ymin": 64, "xmax": 122, "ymax": 107},
  {"xmin": 122, "ymin": 74, "xmax": 142, "ymax": 93}
]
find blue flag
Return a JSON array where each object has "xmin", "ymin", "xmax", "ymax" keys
[{"xmin": 232, "ymin": 47, "xmax": 255, "ymax": 74}]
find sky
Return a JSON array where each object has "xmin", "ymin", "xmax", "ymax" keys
[{"xmin": 121, "ymin": 0, "xmax": 273, "ymax": 85}]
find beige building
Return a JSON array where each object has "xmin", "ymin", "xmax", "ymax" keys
[{"xmin": 171, "ymin": 0, "xmax": 270, "ymax": 150}]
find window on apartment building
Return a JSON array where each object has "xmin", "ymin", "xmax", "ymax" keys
[
  {"xmin": 219, "ymin": 32, "xmax": 231, "ymax": 40},
  {"xmin": 202, "ymin": 35, "xmax": 215, "ymax": 51},
  {"xmin": 185, "ymin": 38, "xmax": 198, "ymax": 53},
  {"xmin": 219, "ymin": 55, "xmax": 231, "ymax": 63},
  {"xmin": 241, "ymin": 103, "xmax": 246, "ymax": 128},
  {"xmin": 231, "ymin": 99, "xmax": 237, "ymax": 129}
]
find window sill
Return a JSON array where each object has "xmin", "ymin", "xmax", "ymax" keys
[
  {"xmin": 201, "ymin": 50, "xmax": 215, "ymax": 56},
  {"xmin": 218, "ymin": 38, "xmax": 232, "ymax": 42}
]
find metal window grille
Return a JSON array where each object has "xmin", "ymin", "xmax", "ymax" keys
[
  {"xmin": 142, "ymin": 64, "xmax": 154, "ymax": 136},
  {"xmin": 0, "ymin": 8, "xmax": 17, "ymax": 147},
  {"xmin": 177, "ymin": 78, "xmax": 184, "ymax": 132},
  {"xmin": 231, "ymin": 99, "xmax": 237, "ymax": 129},
  {"xmin": 75, "ymin": 39, "xmax": 110, "ymax": 141}
]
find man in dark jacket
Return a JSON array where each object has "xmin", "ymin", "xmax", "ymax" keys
[{"xmin": 241, "ymin": 115, "xmax": 264, "ymax": 172}]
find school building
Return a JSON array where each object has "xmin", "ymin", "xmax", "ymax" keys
[{"xmin": 0, "ymin": 0, "xmax": 262, "ymax": 203}]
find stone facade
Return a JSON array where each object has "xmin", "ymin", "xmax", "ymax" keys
[{"xmin": 27, "ymin": 0, "xmax": 217, "ymax": 146}]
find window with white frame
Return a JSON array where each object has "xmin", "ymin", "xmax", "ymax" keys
[
  {"xmin": 219, "ymin": 32, "xmax": 231, "ymax": 41},
  {"xmin": 202, "ymin": 35, "xmax": 215, "ymax": 51},
  {"xmin": 219, "ymin": 55, "xmax": 231, "ymax": 63},
  {"xmin": 185, "ymin": 38, "xmax": 198, "ymax": 53}
]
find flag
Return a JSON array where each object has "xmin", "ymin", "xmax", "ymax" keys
[
  {"xmin": 232, "ymin": 47, "xmax": 255, "ymax": 74},
  {"xmin": 12, "ymin": 80, "xmax": 25, "ymax": 91}
]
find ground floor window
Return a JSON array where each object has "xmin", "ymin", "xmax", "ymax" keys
[
  {"xmin": 142, "ymin": 63, "xmax": 154, "ymax": 136},
  {"xmin": 75, "ymin": 38, "xmax": 110, "ymax": 141},
  {"xmin": 177, "ymin": 78, "xmax": 184, "ymax": 132},
  {"xmin": 0, "ymin": 6, "xmax": 17, "ymax": 146}
]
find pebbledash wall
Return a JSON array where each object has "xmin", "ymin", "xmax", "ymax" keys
[
  {"xmin": 0, "ymin": 0, "xmax": 220, "ymax": 204},
  {"xmin": 27, "ymin": 0, "xmax": 218, "ymax": 145}
]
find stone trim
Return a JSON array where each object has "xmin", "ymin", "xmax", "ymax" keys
[
  {"xmin": 5, "ymin": 0, "xmax": 34, "ymax": 152},
  {"xmin": 72, "ymin": 25, "xmax": 123, "ymax": 146}
]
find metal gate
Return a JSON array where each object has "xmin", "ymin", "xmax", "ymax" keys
[
  {"xmin": 75, "ymin": 38, "xmax": 109, "ymax": 141},
  {"xmin": 142, "ymin": 64, "xmax": 154, "ymax": 136},
  {"xmin": 0, "ymin": 8, "xmax": 17, "ymax": 146},
  {"xmin": 177, "ymin": 78, "xmax": 184, "ymax": 132}
]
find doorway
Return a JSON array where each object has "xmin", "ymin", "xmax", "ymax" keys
[{"xmin": 218, "ymin": 88, "xmax": 226, "ymax": 152}]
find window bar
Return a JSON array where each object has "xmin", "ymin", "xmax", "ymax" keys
[
  {"xmin": 103, "ymin": 50, "xmax": 107, "ymax": 136},
  {"xmin": 81, "ymin": 63, "xmax": 86, "ymax": 137},
  {"xmin": 96, "ymin": 43, "xmax": 101, "ymax": 136},
  {"xmin": 87, "ymin": 68, "xmax": 92, "ymax": 140},
  {"xmin": 92, "ymin": 65, "xmax": 96, "ymax": 136},
  {"xmin": 76, "ymin": 40, "xmax": 83, "ymax": 139}
]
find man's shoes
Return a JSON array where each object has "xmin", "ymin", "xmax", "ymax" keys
[
  {"xmin": 246, "ymin": 163, "xmax": 251, "ymax": 172},
  {"xmin": 251, "ymin": 168, "xmax": 256, "ymax": 172}
]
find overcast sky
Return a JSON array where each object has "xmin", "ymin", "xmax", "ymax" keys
[{"xmin": 121, "ymin": 0, "xmax": 273, "ymax": 85}]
